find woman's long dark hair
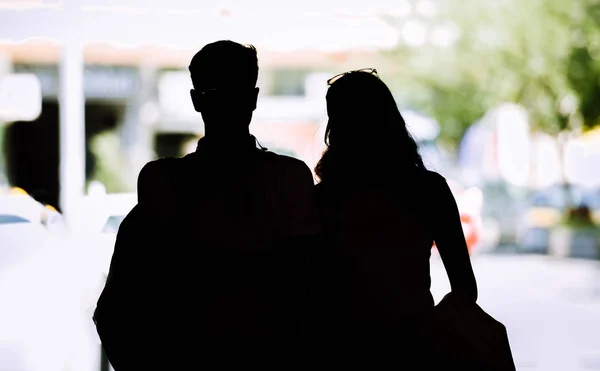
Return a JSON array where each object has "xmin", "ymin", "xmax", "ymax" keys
[{"xmin": 315, "ymin": 71, "xmax": 426, "ymax": 189}]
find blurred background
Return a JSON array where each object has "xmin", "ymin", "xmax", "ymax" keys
[{"xmin": 0, "ymin": 0, "xmax": 599, "ymax": 370}]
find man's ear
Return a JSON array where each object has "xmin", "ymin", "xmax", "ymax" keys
[
  {"xmin": 190, "ymin": 89, "xmax": 201, "ymax": 112},
  {"xmin": 251, "ymin": 87, "xmax": 259, "ymax": 111}
]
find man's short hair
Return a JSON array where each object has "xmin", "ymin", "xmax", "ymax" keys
[{"xmin": 189, "ymin": 40, "xmax": 259, "ymax": 90}]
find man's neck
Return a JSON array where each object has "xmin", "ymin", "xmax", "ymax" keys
[{"xmin": 198, "ymin": 132, "xmax": 256, "ymax": 151}]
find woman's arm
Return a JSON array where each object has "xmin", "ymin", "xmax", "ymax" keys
[{"xmin": 430, "ymin": 172, "xmax": 478, "ymax": 302}]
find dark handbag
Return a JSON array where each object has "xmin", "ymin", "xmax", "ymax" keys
[{"xmin": 430, "ymin": 293, "xmax": 516, "ymax": 370}]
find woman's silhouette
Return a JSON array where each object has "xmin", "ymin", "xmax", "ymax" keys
[{"xmin": 312, "ymin": 69, "xmax": 478, "ymax": 365}]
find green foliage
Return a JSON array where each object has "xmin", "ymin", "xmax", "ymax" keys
[
  {"xmin": 385, "ymin": 0, "xmax": 600, "ymax": 145},
  {"xmin": 88, "ymin": 131, "xmax": 133, "ymax": 193},
  {"xmin": 561, "ymin": 206, "xmax": 596, "ymax": 229},
  {"xmin": 566, "ymin": 1, "xmax": 600, "ymax": 129}
]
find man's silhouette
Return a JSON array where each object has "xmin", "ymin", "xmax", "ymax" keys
[{"xmin": 93, "ymin": 40, "xmax": 319, "ymax": 370}]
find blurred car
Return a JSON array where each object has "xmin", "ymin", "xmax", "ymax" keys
[
  {"xmin": 517, "ymin": 185, "xmax": 566, "ymax": 253},
  {"xmin": 0, "ymin": 189, "xmax": 94, "ymax": 371},
  {"xmin": 95, "ymin": 193, "xmax": 137, "ymax": 275},
  {"xmin": 0, "ymin": 190, "xmax": 68, "ymax": 270},
  {"xmin": 581, "ymin": 188, "xmax": 600, "ymax": 226},
  {"xmin": 515, "ymin": 184, "xmax": 596, "ymax": 253},
  {"xmin": 75, "ymin": 192, "xmax": 137, "ymax": 280},
  {"xmin": 68, "ymin": 192, "xmax": 137, "ymax": 371},
  {"xmin": 0, "ymin": 187, "xmax": 67, "ymax": 239}
]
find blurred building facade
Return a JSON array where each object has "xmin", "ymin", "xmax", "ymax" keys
[{"xmin": 0, "ymin": 34, "xmax": 388, "ymax": 220}]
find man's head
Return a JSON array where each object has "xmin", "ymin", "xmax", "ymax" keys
[{"xmin": 189, "ymin": 40, "xmax": 260, "ymax": 136}]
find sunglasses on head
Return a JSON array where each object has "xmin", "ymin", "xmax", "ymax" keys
[{"xmin": 327, "ymin": 68, "xmax": 378, "ymax": 86}]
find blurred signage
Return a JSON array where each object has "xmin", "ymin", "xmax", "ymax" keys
[
  {"xmin": 564, "ymin": 138, "xmax": 600, "ymax": 188},
  {"xmin": 487, "ymin": 103, "xmax": 531, "ymax": 187},
  {"xmin": 157, "ymin": 70, "xmax": 196, "ymax": 119},
  {"xmin": 156, "ymin": 70, "xmax": 327, "ymax": 131},
  {"xmin": 530, "ymin": 133, "xmax": 561, "ymax": 189},
  {"xmin": 458, "ymin": 120, "xmax": 493, "ymax": 183},
  {"xmin": 0, "ymin": 73, "xmax": 42, "ymax": 122},
  {"xmin": 83, "ymin": 66, "xmax": 139, "ymax": 99},
  {"xmin": 14, "ymin": 64, "xmax": 139, "ymax": 100}
]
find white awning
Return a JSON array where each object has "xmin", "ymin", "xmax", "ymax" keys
[{"xmin": 0, "ymin": 1, "xmax": 405, "ymax": 52}]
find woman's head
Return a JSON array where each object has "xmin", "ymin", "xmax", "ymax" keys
[{"xmin": 315, "ymin": 69, "xmax": 426, "ymax": 185}]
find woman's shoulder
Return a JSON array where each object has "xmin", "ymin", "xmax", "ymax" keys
[
  {"xmin": 410, "ymin": 170, "xmax": 451, "ymax": 199},
  {"xmin": 419, "ymin": 171, "xmax": 456, "ymax": 206},
  {"xmin": 422, "ymin": 170, "xmax": 447, "ymax": 183}
]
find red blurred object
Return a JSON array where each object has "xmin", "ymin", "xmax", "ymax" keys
[
  {"xmin": 433, "ymin": 181, "xmax": 483, "ymax": 255},
  {"xmin": 460, "ymin": 213, "xmax": 480, "ymax": 253}
]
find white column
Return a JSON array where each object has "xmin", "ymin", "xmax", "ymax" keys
[
  {"xmin": 59, "ymin": 41, "xmax": 86, "ymax": 223},
  {"xmin": 0, "ymin": 53, "xmax": 12, "ymax": 184},
  {"xmin": 120, "ymin": 65, "xmax": 157, "ymax": 186}
]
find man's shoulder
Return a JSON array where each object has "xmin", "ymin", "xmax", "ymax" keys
[
  {"xmin": 260, "ymin": 151, "xmax": 308, "ymax": 170},
  {"xmin": 138, "ymin": 157, "xmax": 181, "ymax": 181},
  {"xmin": 136, "ymin": 157, "xmax": 191, "ymax": 196}
]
